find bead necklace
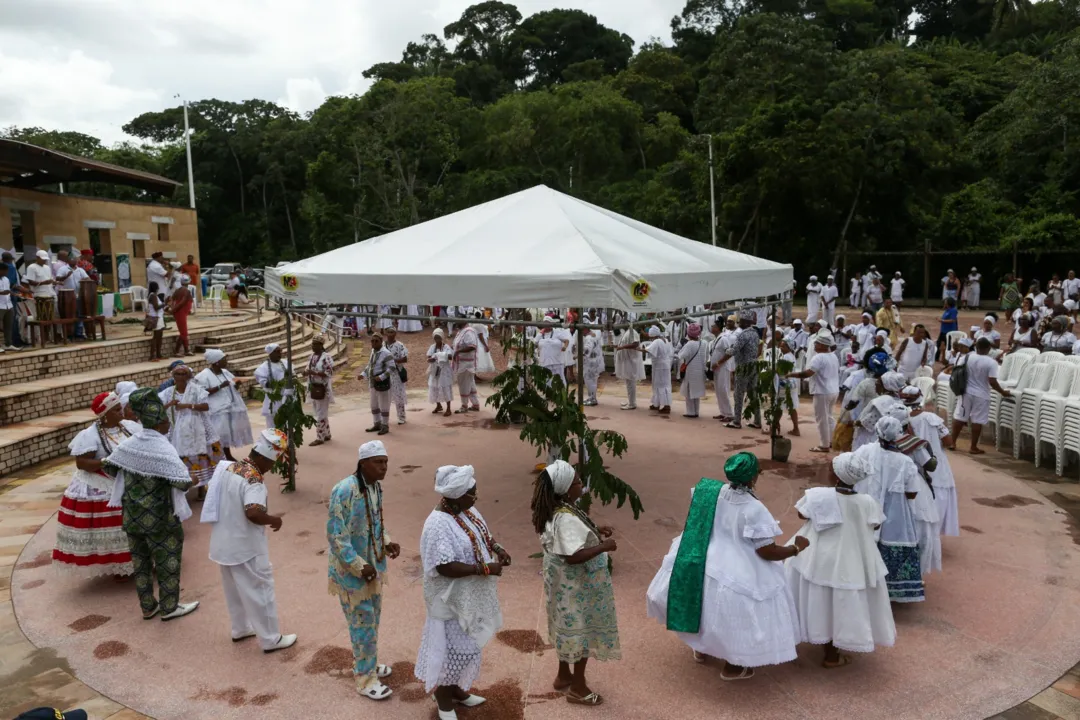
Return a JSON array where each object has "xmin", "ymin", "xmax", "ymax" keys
[
  {"xmin": 357, "ymin": 475, "xmax": 385, "ymax": 564},
  {"xmin": 441, "ymin": 503, "xmax": 496, "ymax": 565},
  {"xmin": 96, "ymin": 419, "xmax": 131, "ymax": 453},
  {"xmin": 556, "ymin": 501, "xmax": 600, "ymax": 536}
]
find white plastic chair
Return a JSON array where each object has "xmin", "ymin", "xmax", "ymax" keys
[
  {"xmin": 946, "ymin": 331, "xmax": 967, "ymax": 354},
  {"xmin": 1037, "ymin": 368, "xmax": 1080, "ymax": 471},
  {"xmin": 998, "ymin": 363, "xmax": 1053, "ymax": 452},
  {"xmin": 129, "ymin": 285, "xmax": 148, "ymax": 312},
  {"xmin": 1064, "ymin": 355, "xmax": 1080, "ymax": 366},
  {"xmin": 207, "ymin": 284, "xmax": 226, "ymax": 313},
  {"xmin": 1061, "ymin": 397, "xmax": 1080, "ymax": 477},
  {"xmin": 1036, "ymin": 350, "xmax": 1065, "ymax": 364},
  {"xmin": 1019, "ymin": 362, "xmax": 1075, "ymax": 460},
  {"xmin": 989, "ymin": 353, "xmax": 1031, "ymax": 436},
  {"xmin": 913, "ymin": 375, "xmax": 936, "ymax": 407}
]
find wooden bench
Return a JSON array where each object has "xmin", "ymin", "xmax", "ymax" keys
[{"xmin": 27, "ymin": 316, "xmax": 108, "ymax": 348}]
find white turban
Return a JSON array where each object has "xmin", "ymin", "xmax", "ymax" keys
[
  {"xmin": 265, "ymin": 343, "xmax": 280, "ymax": 355},
  {"xmin": 35, "ymin": 249, "xmax": 49, "ymax": 260},
  {"xmin": 205, "ymin": 348, "xmax": 226, "ymax": 365},
  {"xmin": 881, "ymin": 371, "xmax": 906, "ymax": 392},
  {"xmin": 835, "ymin": 314, "xmax": 846, "ymax": 323},
  {"xmin": 983, "ymin": 315, "xmax": 996, "ymax": 327},
  {"xmin": 545, "ymin": 459, "xmax": 576, "ymax": 495},
  {"xmin": 901, "ymin": 385, "xmax": 923, "ymax": 407},
  {"xmin": 120, "ymin": 392, "xmax": 132, "ymax": 408},
  {"xmin": 115, "ymin": 381, "xmax": 138, "ymax": 398},
  {"xmin": 885, "ymin": 400, "xmax": 911, "ymax": 425},
  {"xmin": 827, "ymin": 275, "xmax": 834, "ymax": 280},
  {"xmin": 358, "ymin": 440, "xmax": 388, "ymax": 460},
  {"xmin": 433, "ymin": 328, "xmax": 444, "ymax": 338},
  {"xmin": 253, "ymin": 429, "xmax": 288, "ymax": 460},
  {"xmin": 648, "ymin": 326, "xmax": 662, "ymax": 338},
  {"xmin": 832, "ymin": 452, "xmax": 870, "ymax": 485},
  {"xmin": 876, "ymin": 416, "xmax": 903, "ymax": 442},
  {"xmin": 435, "ymin": 465, "xmax": 476, "ymax": 499},
  {"xmin": 809, "ymin": 275, "xmax": 818, "ymax": 281},
  {"xmin": 793, "ymin": 319, "xmax": 803, "ymax": 326},
  {"xmin": 862, "ymin": 312, "xmax": 872, "ymax": 320},
  {"xmin": 957, "ymin": 337, "xmax": 974, "ymax": 348},
  {"xmin": 971, "ymin": 266, "xmax": 977, "ymax": 272}
]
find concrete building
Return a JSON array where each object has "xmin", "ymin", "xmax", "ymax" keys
[{"xmin": 0, "ymin": 139, "xmax": 199, "ymax": 291}]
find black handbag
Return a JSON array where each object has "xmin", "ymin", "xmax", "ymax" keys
[
  {"xmin": 398, "ymin": 366, "xmax": 408, "ymax": 383},
  {"xmin": 373, "ymin": 376, "xmax": 391, "ymax": 392}
]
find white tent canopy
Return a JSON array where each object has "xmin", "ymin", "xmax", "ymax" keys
[{"xmin": 265, "ymin": 185, "xmax": 792, "ymax": 312}]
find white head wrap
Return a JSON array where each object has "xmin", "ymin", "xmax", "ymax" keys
[
  {"xmin": 434, "ymin": 465, "xmax": 476, "ymax": 499},
  {"xmin": 983, "ymin": 315, "xmax": 996, "ymax": 327},
  {"xmin": 957, "ymin": 337, "xmax": 974, "ymax": 348},
  {"xmin": 253, "ymin": 429, "xmax": 288, "ymax": 460},
  {"xmin": 205, "ymin": 348, "xmax": 226, "ymax": 365},
  {"xmin": 120, "ymin": 392, "xmax": 132, "ymax": 408},
  {"xmin": 545, "ymin": 459, "xmax": 576, "ymax": 495},
  {"xmin": 115, "ymin": 381, "xmax": 138, "ymax": 398},
  {"xmin": 648, "ymin": 326, "xmax": 662, "ymax": 338},
  {"xmin": 876, "ymin": 416, "xmax": 903, "ymax": 442},
  {"xmin": 809, "ymin": 275, "xmax": 818, "ymax": 281},
  {"xmin": 895, "ymin": 271, "xmax": 902, "ymax": 277},
  {"xmin": 433, "ymin": 328, "xmax": 444, "ymax": 338},
  {"xmin": 970, "ymin": 325, "xmax": 980, "ymax": 334},
  {"xmin": 793, "ymin": 318, "xmax": 803, "ymax": 326},
  {"xmin": 900, "ymin": 385, "xmax": 923, "ymax": 407},
  {"xmin": 835, "ymin": 314, "xmax": 846, "ymax": 323},
  {"xmin": 832, "ymin": 452, "xmax": 871, "ymax": 485},
  {"xmin": 170, "ymin": 261, "xmax": 181, "ymax": 268},
  {"xmin": 971, "ymin": 267, "xmax": 977, "ymax": 272},
  {"xmin": 876, "ymin": 329, "xmax": 889, "ymax": 338},
  {"xmin": 358, "ymin": 440, "xmax": 388, "ymax": 460},
  {"xmin": 881, "ymin": 371, "xmax": 906, "ymax": 392},
  {"xmin": 265, "ymin": 343, "xmax": 280, "ymax": 355},
  {"xmin": 35, "ymin": 250, "xmax": 49, "ymax": 260},
  {"xmin": 862, "ymin": 312, "xmax": 872, "ymax": 320}
]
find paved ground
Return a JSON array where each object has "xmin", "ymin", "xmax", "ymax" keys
[{"xmin": 5, "ymin": 370, "xmax": 1080, "ymax": 719}]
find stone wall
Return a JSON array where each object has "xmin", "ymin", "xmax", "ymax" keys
[{"xmin": 0, "ymin": 422, "xmax": 85, "ymax": 478}]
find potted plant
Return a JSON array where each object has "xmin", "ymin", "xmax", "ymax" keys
[{"xmin": 743, "ymin": 351, "xmax": 796, "ymax": 462}]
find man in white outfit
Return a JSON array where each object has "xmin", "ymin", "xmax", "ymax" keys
[
  {"xmin": 537, "ymin": 325, "xmax": 568, "ymax": 382},
  {"xmin": 805, "ymin": 276, "xmax": 822, "ymax": 324},
  {"xmin": 709, "ymin": 316, "xmax": 736, "ymax": 421},
  {"xmin": 821, "ymin": 276, "xmax": 839, "ymax": 326},
  {"xmin": 200, "ymin": 428, "xmax": 297, "ymax": 653},
  {"xmin": 254, "ymin": 344, "xmax": 291, "ymax": 429},
  {"xmin": 786, "ymin": 332, "xmax": 839, "ymax": 452}
]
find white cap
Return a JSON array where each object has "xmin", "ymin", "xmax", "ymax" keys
[
  {"xmin": 358, "ymin": 440, "xmax": 388, "ymax": 460},
  {"xmin": 35, "ymin": 250, "xmax": 49, "ymax": 260}
]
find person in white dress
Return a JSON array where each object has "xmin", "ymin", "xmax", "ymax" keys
[
  {"xmin": 974, "ymin": 315, "xmax": 1001, "ymax": 351},
  {"xmin": 199, "ymin": 429, "xmax": 297, "ymax": 653},
  {"xmin": 383, "ymin": 327, "xmax": 409, "ymax": 425},
  {"xmin": 377, "ymin": 304, "xmax": 395, "ymax": 330},
  {"xmin": 709, "ymin": 317, "xmax": 735, "ymax": 422},
  {"xmin": 472, "ymin": 313, "xmax": 497, "ymax": 374},
  {"xmin": 678, "ymin": 323, "xmax": 708, "ymax": 418},
  {"xmin": 194, "ymin": 349, "xmax": 253, "ymax": 460},
  {"xmin": 537, "ymin": 325, "xmax": 568, "ymax": 383},
  {"xmin": 254, "ymin": 344, "xmax": 292, "ymax": 430},
  {"xmin": 614, "ymin": 326, "xmax": 646, "ymax": 410},
  {"xmin": 451, "ymin": 322, "xmax": 481, "ymax": 413},
  {"xmin": 964, "ymin": 268, "xmax": 981, "ymax": 309},
  {"xmin": 890, "ymin": 272, "xmax": 905, "ymax": 305},
  {"xmin": 646, "ymin": 453, "xmax": 803, "ymax": 680},
  {"xmin": 427, "ymin": 328, "xmax": 454, "ymax": 416},
  {"xmin": 821, "ymin": 276, "xmax": 840, "ymax": 326},
  {"xmin": 906, "ymin": 391, "xmax": 959, "ymax": 537},
  {"xmin": 305, "ymin": 334, "xmax": 336, "ymax": 442},
  {"xmin": 805, "ymin": 276, "xmax": 823, "ymax": 324},
  {"xmin": 159, "ymin": 364, "xmax": 222, "ymax": 491},
  {"xmin": 850, "ymin": 272, "xmax": 863, "ymax": 308},
  {"xmin": 415, "ymin": 465, "xmax": 511, "ymax": 719},
  {"xmin": 643, "ymin": 326, "xmax": 674, "ymax": 413},
  {"xmin": 785, "ymin": 452, "xmax": 895, "ymax": 667},
  {"xmin": 895, "ymin": 325, "xmax": 934, "ymax": 381},
  {"xmin": 581, "ymin": 327, "xmax": 604, "ymax": 406},
  {"xmin": 400, "ymin": 304, "xmax": 424, "ymax": 333},
  {"xmin": 886, "ymin": 399, "xmax": 942, "ymax": 576}
]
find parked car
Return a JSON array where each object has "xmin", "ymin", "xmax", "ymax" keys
[
  {"xmin": 245, "ymin": 268, "xmax": 265, "ymax": 288},
  {"xmin": 209, "ymin": 262, "xmax": 243, "ymax": 286}
]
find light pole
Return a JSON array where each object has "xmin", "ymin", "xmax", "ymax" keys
[
  {"xmin": 175, "ymin": 94, "xmax": 196, "ymax": 209},
  {"xmin": 706, "ymin": 134, "xmax": 717, "ymax": 246}
]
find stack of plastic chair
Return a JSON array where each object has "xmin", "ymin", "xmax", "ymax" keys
[
  {"xmin": 913, "ymin": 375, "xmax": 936, "ymax": 407},
  {"xmin": 988, "ymin": 353, "xmax": 1028, "ymax": 436},
  {"xmin": 1019, "ymin": 362, "xmax": 1075, "ymax": 460},
  {"xmin": 1037, "ymin": 350, "xmax": 1066, "ymax": 364},
  {"xmin": 935, "ymin": 370, "xmax": 952, "ymax": 419},
  {"xmin": 1038, "ymin": 367, "xmax": 1080, "ymax": 471},
  {"xmin": 1064, "ymin": 355, "xmax": 1080, "ymax": 366},
  {"xmin": 1016, "ymin": 347, "xmax": 1040, "ymax": 359},
  {"xmin": 1061, "ymin": 385, "xmax": 1080, "ymax": 477},
  {"xmin": 995, "ymin": 363, "xmax": 1044, "ymax": 452}
]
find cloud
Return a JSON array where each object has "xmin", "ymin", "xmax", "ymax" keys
[{"xmin": 0, "ymin": 0, "xmax": 684, "ymax": 144}]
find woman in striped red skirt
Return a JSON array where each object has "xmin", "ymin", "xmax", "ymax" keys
[{"xmin": 52, "ymin": 391, "xmax": 135, "ymax": 578}]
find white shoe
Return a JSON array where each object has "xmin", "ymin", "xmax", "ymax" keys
[
  {"xmin": 263, "ymin": 633, "xmax": 297, "ymax": 653},
  {"xmin": 397, "ymin": 418, "xmax": 406, "ymax": 425},
  {"xmin": 437, "ymin": 709, "xmax": 458, "ymax": 720},
  {"xmin": 457, "ymin": 695, "xmax": 485, "ymax": 707},
  {"xmin": 161, "ymin": 601, "xmax": 199, "ymax": 621},
  {"xmin": 231, "ymin": 630, "xmax": 256, "ymax": 642},
  {"xmin": 4, "ymin": 346, "xmax": 18, "ymax": 351}
]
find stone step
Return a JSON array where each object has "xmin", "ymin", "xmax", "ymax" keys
[{"xmin": 199, "ymin": 317, "xmax": 287, "ymax": 346}]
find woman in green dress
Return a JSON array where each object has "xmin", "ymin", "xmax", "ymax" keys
[{"xmin": 531, "ymin": 460, "xmax": 620, "ymax": 707}]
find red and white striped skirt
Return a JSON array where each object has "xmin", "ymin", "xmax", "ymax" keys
[{"xmin": 52, "ymin": 494, "xmax": 134, "ymax": 577}]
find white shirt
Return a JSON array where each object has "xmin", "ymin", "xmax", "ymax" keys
[
  {"xmin": 808, "ymin": 351, "xmax": 840, "ymax": 395},
  {"xmin": 64, "ymin": 265, "xmax": 88, "ymax": 291},
  {"xmin": 537, "ymin": 336, "xmax": 565, "ymax": 367},
  {"xmin": 866, "ymin": 284, "xmax": 883, "ymax": 304},
  {"xmin": 25, "ymin": 262, "xmax": 55, "ymax": 298},
  {"xmin": 0, "ymin": 276, "xmax": 11, "ymax": 310},
  {"xmin": 821, "ymin": 284, "xmax": 839, "ymax": 306},
  {"xmin": 207, "ymin": 462, "xmax": 270, "ymax": 566},
  {"xmin": 890, "ymin": 278, "xmax": 905, "ymax": 301},
  {"xmin": 957, "ymin": 352, "xmax": 998, "ymax": 400},
  {"xmin": 147, "ymin": 260, "xmax": 168, "ymax": 295},
  {"xmin": 1063, "ymin": 277, "xmax": 1080, "ymax": 300},
  {"xmin": 897, "ymin": 338, "xmax": 931, "ymax": 374}
]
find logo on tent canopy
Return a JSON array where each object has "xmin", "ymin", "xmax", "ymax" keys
[
  {"xmin": 280, "ymin": 274, "xmax": 299, "ymax": 294},
  {"xmin": 631, "ymin": 278, "xmax": 651, "ymax": 306}
]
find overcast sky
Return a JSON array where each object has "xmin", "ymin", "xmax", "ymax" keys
[{"xmin": 1, "ymin": 0, "xmax": 685, "ymax": 145}]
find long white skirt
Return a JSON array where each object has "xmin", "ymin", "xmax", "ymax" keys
[
  {"xmin": 647, "ymin": 557, "xmax": 799, "ymax": 668},
  {"xmin": 786, "ymin": 568, "xmax": 895, "ymax": 653},
  {"xmin": 936, "ymin": 487, "xmax": 959, "ymax": 536},
  {"xmin": 917, "ymin": 519, "xmax": 942, "ymax": 575},
  {"xmin": 414, "ymin": 617, "xmax": 483, "ymax": 693},
  {"xmin": 210, "ymin": 409, "xmax": 254, "ymax": 448},
  {"xmin": 475, "ymin": 346, "xmax": 496, "ymax": 374}
]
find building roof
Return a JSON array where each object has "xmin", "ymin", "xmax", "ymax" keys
[{"xmin": 0, "ymin": 139, "xmax": 180, "ymax": 196}]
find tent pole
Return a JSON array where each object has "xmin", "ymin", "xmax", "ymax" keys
[
  {"xmin": 284, "ymin": 306, "xmax": 295, "ymax": 488},
  {"xmin": 576, "ymin": 308, "xmax": 585, "ymax": 471}
]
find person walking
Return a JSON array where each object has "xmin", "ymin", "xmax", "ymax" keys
[
  {"xmin": 451, "ymin": 321, "xmax": 481, "ymax": 413},
  {"xmin": 948, "ymin": 337, "xmax": 1011, "ymax": 454},
  {"xmin": 427, "ymin": 328, "xmax": 454, "ymax": 416},
  {"xmin": 383, "ymin": 327, "xmax": 409, "ymax": 425},
  {"xmin": 194, "ymin": 349, "xmax": 252, "ymax": 461},
  {"xmin": 709, "ymin": 317, "xmax": 735, "ymax": 422},
  {"xmin": 167, "ymin": 276, "xmax": 194, "ymax": 357},
  {"xmin": 359, "ymin": 333, "xmax": 395, "ymax": 435},
  {"xmin": 306, "ymin": 334, "xmax": 335, "ymax": 444},
  {"xmin": 678, "ymin": 323, "xmax": 708, "ymax": 418},
  {"xmin": 254, "ymin": 344, "xmax": 292, "ymax": 430},
  {"xmin": 643, "ymin": 326, "xmax": 674, "ymax": 414},
  {"xmin": 787, "ymin": 333, "xmax": 840, "ymax": 452}
]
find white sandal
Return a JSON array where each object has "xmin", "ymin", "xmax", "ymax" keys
[
  {"xmin": 377, "ymin": 664, "xmax": 392, "ymax": 678},
  {"xmin": 359, "ymin": 681, "xmax": 393, "ymax": 701},
  {"xmin": 457, "ymin": 694, "xmax": 485, "ymax": 707}
]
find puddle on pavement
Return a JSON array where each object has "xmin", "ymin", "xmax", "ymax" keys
[
  {"xmin": 758, "ymin": 458, "xmax": 831, "ymax": 483},
  {"xmin": 972, "ymin": 495, "xmax": 1042, "ymax": 509},
  {"xmin": 93, "ymin": 640, "xmax": 129, "ymax": 659},
  {"xmin": 21, "ymin": 579, "xmax": 45, "ymax": 590},
  {"xmin": 192, "ymin": 686, "xmax": 249, "ymax": 707},
  {"xmin": 69, "ymin": 614, "xmax": 110, "ymax": 632},
  {"xmin": 303, "ymin": 645, "xmax": 353, "ymax": 677}
]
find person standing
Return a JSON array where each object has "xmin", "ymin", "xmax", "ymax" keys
[
  {"xmin": 306, "ymin": 334, "xmax": 335, "ymax": 444},
  {"xmin": 949, "ymin": 337, "xmax": 1011, "ymax": 454},
  {"xmin": 359, "ymin": 333, "xmax": 395, "ymax": 435},
  {"xmin": 254, "ymin": 344, "xmax": 292, "ymax": 430},
  {"xmin": 180, "ymin": 255, "xmax": 200, "ymax": 298},
  {"xmin": 890, "ymin": 272, "xmax": 905, "ymax": 306},
  {"xmin": 427, "ymin": 328, "xmax": 454, "ymax": 416},
  {"xmin": 821, "ymin": 276, "xmax": 839, "ymax": 326},
  {"xmin": 784, "ymin": 452, "xmax": 895, "ymax": 667},
  {"xmin": 53, "ymin": 251, "xmax": 77, "ymax": 335},
  {"xmin": 787, "ymin": 333, "xmax": 840, "ymax": 452},
  {"xmin": 907, "ymin": 396, "xmax": 959, "ymax": 537},
  {"xmin": 159, "ymin": 363, "xmax": 223, "ymax": 493},
  {"xmin": 581, "ymin": 326, "xmax": 604, "ymax": 406},
  {"xmin": 0, "ymin": 259, "xmax": 16, "ymax": 350},
  {"xmin": 849, "ymin": 271, "xmax": 863, "ymax": 308},
  {"xmin": 1, "ymin": 252, "xmax": 26, "ymax": 348},
  {"xmin": 328, "ymin": 441, "xmax": 402, "ymax": 700},
  {"xmin": 103, "ymin": 388, "xmax": 200, "ymax": 621},
  {"xmin": 678, "ymin": 323, "xmax": 708, "ymax": 418},
  {"xmin": 865, "ymin": 277, "xmax": 885, "ymax": 314},
  {"xmin": 77, "ymin": 248, "xmax": 99, "ymax": 284},
  {"xmin": 709, "ymin": 317, "xmax": 735, "ymax": 422},
  {"xmin": 721, "ymin": 312, "xmax": 763, "ymax": 430},
  {"xmin": 896, "ymin": 325, "xmax": 933, "ymax": 382},
  {"xmin": 614, "ymin": 325, "xmax": 646, "ymax": 410},
  {"xmin": 62, "ymin": 255, "xmax": 89, "ymax": 339},
  {"xmin": 25, "ymin": 250, "xmax": 58, "ymax": 343},
  {"xmin": 416, "ymin": 465, "xmax": 509, "ymax": 718},
  {"xmin": 965, "ymin": 268, "xmax": 981, "ymax": 309},
  {"xmin": 874, "ymin": 298, "xmax": 903, "ymax": 344},
  {"xmin": 537, "ymin": 325, "xmax": 568, "ymax": 383},
  {"xmin": 805, "ymin": 276, "xmax": 823, "ymax": 324},
  {"xmin": 200, "ymin": 429, "xmax": 296, "ymax": 652},
  {"xmin": 532, "ymin": 460, "xmax": 620, "ymax": 706},
  {"xmin": 146, "ymin": 252, "xmax": 169, "ymax": 302},
  {"xmin": 646, "ymin": 453, "xmax": 803, "ymax": 678},
  {"xmin": 167, "ymin": 275, "xmax": 194, "ymax": 357},
  {"xmin": 451, "ymin": 321, "xmax": 481, "ymax": 413},
  {"xmin": 195, "ymin": 349, "xmax": 252, "ymax": 461},
  {"xmin": 1064, "ymin": 270, "xmax": 1080, "ymax": 302},
  {"xmin": 643, "ymin": 326, "xmax": 674, "ymax": 414},
  {"xmin": 379, "ymin": 327, "xmax": 408, "ymax": 425},
  {"xmin": 942, "ymin": 270, "xmax": 961, "ymax": 302}
]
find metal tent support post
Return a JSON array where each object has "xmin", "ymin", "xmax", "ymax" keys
[
  {"xmin": 770, "ymin": 304, "xmax": 777, "ymax": 438},
  {"xmin": 284, "ymin": 307, "xmax": 295, "ymax": 489},
  {"xmin": 575, "ymin": 308, "xmax": 585, "ymax": 470}
]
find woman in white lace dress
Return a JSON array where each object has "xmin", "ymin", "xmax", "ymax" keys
[
  {"xmin": 427, "ymin": 328, "xmax": 454, "ymax": 416},
  {"xmin": 415, "ymin": 466, "xmax": 511, "ymax": 720},
  {"xmin": 193, "ymin": 349, "xmax": 253, "ymax": 460},
  {"xmin": 159, "ymin": 364, "xmax": 222, "ymax": 492}
]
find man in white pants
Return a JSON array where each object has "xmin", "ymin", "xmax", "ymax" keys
[
  {"xmin": 359, "ymin": 333, "xmax": 395, "ymax": 435},
  {"xmin": 614, "ymin": 325, "xmax": 646, "ymax": 410},
  {"xmin": 950, "ymin": 337, "xmax": 1011, "ymax": 454},
  {"xmin": 709, "ymin": 316, "xmax": 735, "ymax": 421},
  {"xmin": 451, "ymin": 321, "xmax": 481, "ymax": 412},
  {"xmin": 787, "ymin": 332, "xmax": 840, "ymax": 452},
  {"xmin": 821, "ymin": 276, "xmax": 840, "ymax": 326},
  {"xmin": 200, "ymin": 428, "xmax": 297, "ymax": 653}
]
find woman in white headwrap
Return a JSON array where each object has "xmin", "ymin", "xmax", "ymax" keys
[
  {"xmin": 159, "ymin": 364, "xmax": 223, "ymax": 492},
  {"xmin": 851, "ymin": 370, "xmax": 905, "ymax": 451},
  {"xmin": 194, "ymin": 349, "xmax": 253, "ymax": 460},
  {"xmin": 853, "ymin": 417, "xmax": 924, "ymax": 603},
  {"xmin": 531, "ymin": 460, "xmax": 620, "ymax": 706},
  {"xmin": 785, "ymin": 452, "xmax": 895, "ymax": 667},
  {"xmin": 305, "ymin": 334, "xmax": 335, "ymax": 444},
  {"xmin": 974, "ymin": 315, "xmax": 1001, "ymax": 351},
  {"xmin": 254, "ymin": 343, "xmax": 291, "ymax": 429},
  {"xmin": 427, "ymin": 328, "xmax": 454, "ymax": 417},
  {"xmin": 642, "ymin": 325, "xmax": 674, "ymax": 414},
  {"xmin": 416, "ymin": 465, "xmax": 511, "ymax": 719}
]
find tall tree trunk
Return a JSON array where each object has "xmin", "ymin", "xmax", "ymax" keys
[
  {"xmin": 831, "ymin": 175, "xmax": 864, "ymax": 271},
  {"xmin": 278, "ymin": 176, "xmax": 297, "ymax": 256},
  {"xmin": 229, "ymin": 143, "xmax": 245, "ymax": 215}
]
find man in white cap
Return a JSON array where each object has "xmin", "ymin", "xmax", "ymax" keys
[
  {"xmin": 328, "ymin": 440, "xmax": 401, "ymax": 701},
  {"xmin": 821, "ymin": 276, "xmax": 839, "ymax": 326},
  {"xmin": 890, "ymin": 271, "xmax": 905, "ymax": 306},
  {"xmin": 25, "ymin": 249, "xmax": 59, "ymax": 343},
  {"xmin": 787, "ymin": 332, "xmax": 840, "ymax": 452},
  {"xmin": 359, "ymin": 333, "xmax": 395, "ymax": 434},
  {"xmin": 805, "ymin": 276, "xmax": 822, "ymax": 324},
  {"xmin": 949, "ymin": 336, "xmax": 1011, "ymax": 455},
  {"xmin": 451, "ymin": 321, "xmax": 481, "ymax": 413},
  {"xmin": 200, "ymin": 429, "xmax": 297, "ymax": 653},
  {"xmin": 787, "ymin": 318, "xmax": 809, "ymax": 358},
  {"xmin": 254, "ymin": 344, "xmax": 292, "ymax": 429},
  {"xmin": 719, "ymin": 311, "xmax": 763, "ymax": 429},
  {"xmin": 642, "ymin": 325, "xmax": 673, "ymax": 414}
]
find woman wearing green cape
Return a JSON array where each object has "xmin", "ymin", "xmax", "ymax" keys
[{"xmin": 646, "ymin": 452, "xmax": 806, "ymax": 680}]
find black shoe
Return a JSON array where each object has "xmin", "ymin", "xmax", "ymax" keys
[
  {"xmin": 365, "ymin": 425, "xmax": 380, "ymax": 433},
  {"xmin": 377, "ymin": 425, "xmax": 389, "ymax": 436}
]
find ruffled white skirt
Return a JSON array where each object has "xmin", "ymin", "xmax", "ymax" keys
[
  {"xmin": 936, "ymin": 486, "xmax": 960, "ymax": 536},
  {"xmin": 785, "ymin": 567, "xmax": 895, "ymax": 653},
  {"xmin": 475, "ymin": 346, "xmax": 496, "ymax": 374},
  {"xmin": 210, "ymin": 409, "xmax": 254, "ymax": 448}
]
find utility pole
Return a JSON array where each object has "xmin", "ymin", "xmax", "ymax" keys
[
  {"xmin": 176, "ymin": 95, "xmax": 196, "ymax": 209},
  {"xmin": 707, "ymin": 134, "xmax": 717, "ymax": 246}
]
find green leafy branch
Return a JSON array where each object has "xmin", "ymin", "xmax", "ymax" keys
[{"xmin": 252, "ymin": 376, "xmax": 317, "ymax": 492}]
